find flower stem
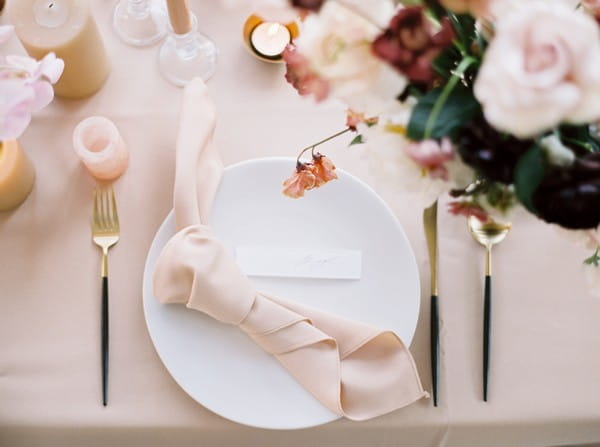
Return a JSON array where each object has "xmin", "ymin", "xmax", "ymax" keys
[
  {"xmin": 424, "ymin": 55, "xmax": 476, "ymax": 139},
  {"xmin": 296, "ymin": 127, "xmax": 353, "ymax": 166}
]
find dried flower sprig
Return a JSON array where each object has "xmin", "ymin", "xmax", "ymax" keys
[{"xmin": 282, "ymin": 127, "xmax": 353, "ymax": 198}]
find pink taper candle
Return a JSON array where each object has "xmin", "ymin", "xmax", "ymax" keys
[{"xmin": 73, "ymin": 117, "xmax": 129, "ymax": 181}]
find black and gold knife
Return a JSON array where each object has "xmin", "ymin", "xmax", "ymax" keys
[{"xmin": 423, "ymin": 201, "xmax": 439, "ymax": 407}]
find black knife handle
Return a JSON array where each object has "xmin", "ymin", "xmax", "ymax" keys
[
  {"xmin": 430, "ymin": 294, "xmax": 439, "ymax": 407},
  {"xmin": 483, "ymin": 274, "xmax": 491, "ymax": 402}
]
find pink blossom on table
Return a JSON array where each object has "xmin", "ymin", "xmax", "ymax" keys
[
  {"xmin": 474, "ymin": 1, "xmax": 600, "ymax": 138},
  {"xmin": 282, "ymin": 164, "xmax": 317, "ymax": 198},
  {"xmin": 311, "ymin": 153, "xmax": 337, "ymax": 186},
  {"xmin": 283, "ymin": 45, "xmax": 330, "ymax": 102},
  {"xmin": 404, "ymin": 138, "xmax": 454, "ymax": 180},
  {"xmin": 448, "ymin": 201, "xmax": 489, "ymax": 222},
  {"xmin": 0, "ymin": 25, "xmax": 13, "ymax": 44},
  {"xmin": 0, "ymin": 79, "xmax": 35, "ymax": 140},
  {"xmin": 0, "ymin": 52, "xmax": 64, "ymax": 140}
]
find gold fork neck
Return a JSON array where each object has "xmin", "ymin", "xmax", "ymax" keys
[{"xmin": 101, "ymin": 248, "xmax": 108, "ymax": 278}]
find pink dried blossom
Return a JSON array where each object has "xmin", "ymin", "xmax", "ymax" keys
[
  {"xmin": 282, "ymin": 164, "xmax": 318, "ymax": 198},
  {"xmin": 311, "ymin": 153, "xmax": 337, "ymax": 186},
  {"xmin": 404, "ymin": 138, "xmax": 454, "ymax": 180},
  {"xmin": 448, "ymin": 201, "xmax": 489, "ymax": 221},
  {"xmin": 283, "ymin": 44, "xmax": 330, "ymax": 102},
  {"xmin": 346, "ymin": 110, "xmax": 378, "ymax": 131}
]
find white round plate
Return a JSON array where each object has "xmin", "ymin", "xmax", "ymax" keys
[{"xmin": 143, "ymin": 157, "xmax": 420, "ymax": 430}]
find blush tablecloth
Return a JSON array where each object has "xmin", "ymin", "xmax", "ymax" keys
[{"xmin": 1, "ymin": 1, "xmax": 600, "ymax": 446}]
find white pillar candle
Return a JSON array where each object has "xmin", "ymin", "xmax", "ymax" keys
[
  {"xmin": 250, "ymin": 22, "xmax": 291, "ymax": 58},
  {"xmin": 73, "ymin": 117, "xmax": 129, "ymax": 181},
  {"xmin": 10, "ymin": 0, "xmax": 110, "ymax": 99}
]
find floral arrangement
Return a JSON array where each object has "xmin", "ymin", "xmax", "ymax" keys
[
  {"xmin": 272, "ymin": 0, "xmax": 600, "ymax": 294},
  {"xmin": 0, "ymin": 25, "xmax": 64, "ymax": 141}
]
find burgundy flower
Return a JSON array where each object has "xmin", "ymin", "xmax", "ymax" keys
[
  {"xmin": 291, "ymin": 0, "xmax": 324, "ymax": 12},
  {"xmin": 372, "ymin": 6, "xmax": 455, "ymax": 84},
  {"xmin": 448, "ymin": 201, "xmax": 489, "ymax": 222},
  {"xmin": 283, "ymin": 45, "xmax": 330, "ymax": 102}
]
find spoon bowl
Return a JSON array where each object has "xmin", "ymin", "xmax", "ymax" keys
[{"xmin": 468, "ymin": 217, "xmax": 512, "ymax": 248}]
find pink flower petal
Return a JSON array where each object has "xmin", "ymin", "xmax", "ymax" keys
[
  {"xmin": 0, "ymin": 80, "xmax": 35, "ymax": 140},
  {"xmin": 5, "ymin": 55, "xmax": 38, "ymax": 76},
  {"xmin": 0, "ymin": 25, "xmax": 14, "ymax": 45},
  {"xmin": 36, "ymin": 53, "xmax": 64, "ymax": 84},
  {"xmin": 29, "ymin": 81, "xmax": 54, "ymax": 112}
]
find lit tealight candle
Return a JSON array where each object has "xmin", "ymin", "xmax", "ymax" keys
[
  {"xmin": 73, "ymin": 117, "xmax": 129, "ymax": 181},
  {"xmin": 0, "ymin": 140, "xmax": 36, "ymax": 212},
  {"xmin": 10, "ymin": 0, "xmax": 110, "ymax": 99},
  {"xmin": 250, "ymin": 22, "xmax": 291, "ymax": 59}
]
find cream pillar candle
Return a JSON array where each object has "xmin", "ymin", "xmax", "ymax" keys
[
  {"xmin": 73, "ymin": 117, "xmax": 129, "ymax": 181},
  {"xmin": 0, "ymin": 140, "xmax": 35, "ymax": 212},
  {"xmin": 166, "ymin": 0, "xmax": 192, "ymax": 34},
  {"xmin": 9, "ymin": 0, "xmax": 110, "ymax": 99}
]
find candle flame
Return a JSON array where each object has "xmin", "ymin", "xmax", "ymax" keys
[{"xmin": 267, "ymin": 23, "xmax": 281, "ymax": 37}]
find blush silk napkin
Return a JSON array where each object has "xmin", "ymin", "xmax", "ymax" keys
[{"xmin": 152, "ymin": 78, "xmax": 428, "ymax": 421}]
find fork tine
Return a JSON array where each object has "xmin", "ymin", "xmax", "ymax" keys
[
  {"xmin": 93, "ymin": 188, "xmax": 101, "ymax": 229},
  {"xmin": 101, "ymin": 188, "xmax": 109, "ymax": 230},
  {"xmin": 110, "ymin": 188, "xmax": 119, "ymax": 229}
]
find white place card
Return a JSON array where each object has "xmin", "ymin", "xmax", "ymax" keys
[{"xmin": 235, "ymin": 246, "xmax": 362, "ymax": 280}]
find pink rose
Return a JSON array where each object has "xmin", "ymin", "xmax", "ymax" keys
[
  {"xmin": 474, "ymin": 1, "xmax": 600, "ymax": 138},
  {"xmin": 404, "ymin": 138, "xmax": 454, "ymax": 180}
]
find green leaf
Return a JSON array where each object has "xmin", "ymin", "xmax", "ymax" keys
[
  {"xmin": 422, "ymin": 0, "xmax": 447, "ymax": 20},
  {"xmin": 514, "ymin": 145, "xmax": 546, "ymax": 213},
  {"xmin": 407, "ymin": 84, "xmax": 480, "ymax": 140},
  {"xmin": 584, "ymin": 249, "xmax": 600, "ymax": 267},
  {"xmin": 448, "ymin": 14, "xmax": 476, "ymax": 51},
  {"xmin": 349, "ymin": 134, "xmax": 364, "ymax": 146},
  {"xmin": 559, "ymin": 124, "xmax": 600, "ymax": 153},
  {"xmin": 431, "ymin": 45, "xmax": 462, "ymax": 80}
]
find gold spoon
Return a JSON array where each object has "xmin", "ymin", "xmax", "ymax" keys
[{"xmin": 467, "ymin": 216, "xmax": 511, "ymax": 402}]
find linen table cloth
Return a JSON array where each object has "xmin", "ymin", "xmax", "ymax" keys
[{"xmin": 1, "ymin": 1, "xmax": 600, "ymax": 446}]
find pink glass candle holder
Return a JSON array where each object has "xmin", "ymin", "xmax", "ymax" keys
[{"xmin": 73, "ymin": 116, "xmax": 129, "ymax": 181}]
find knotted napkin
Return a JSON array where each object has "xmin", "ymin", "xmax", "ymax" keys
[{"xmin": 152, "ymin": 78, "xmax": 428, "ymax": 421}]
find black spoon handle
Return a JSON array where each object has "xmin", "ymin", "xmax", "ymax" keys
[{"xmin": 483, "ymin": 274, "xmax": 491, "ymax": 402}]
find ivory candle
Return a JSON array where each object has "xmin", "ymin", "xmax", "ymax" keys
[
  {"xmin": 250, "ymin": 22, "xmax": 291, "ymax": 58},
  {"xmin": 166, "ymin": 0, "xmax": 192, "ymax": 34},
  {"xmin": 73, "ymin": 117, "xmax": 129, "ymax": 181},
  {"xmin": 10, "ymin": 0, "xmax": 110, "ymax": 99},
  {"xmin": 0, "ymin": 140, "xmax": 35, "ymax": 212}
]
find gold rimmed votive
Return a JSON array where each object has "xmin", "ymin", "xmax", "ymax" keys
[
  {"xmin": 0, "ymin": 140, "xmax": 35, "ymax": 212},
  {"xmin": 243, "ymin": 14, "xmax": 299, "ymax": 63}
]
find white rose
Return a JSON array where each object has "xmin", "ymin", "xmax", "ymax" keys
[
  {"xmin": 295, "ymin": 0, "xmax": 406, "ymax": 115},
  {"xmin": 474, "ymin": 1, "xmax": 600, "ymax": 138}
]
